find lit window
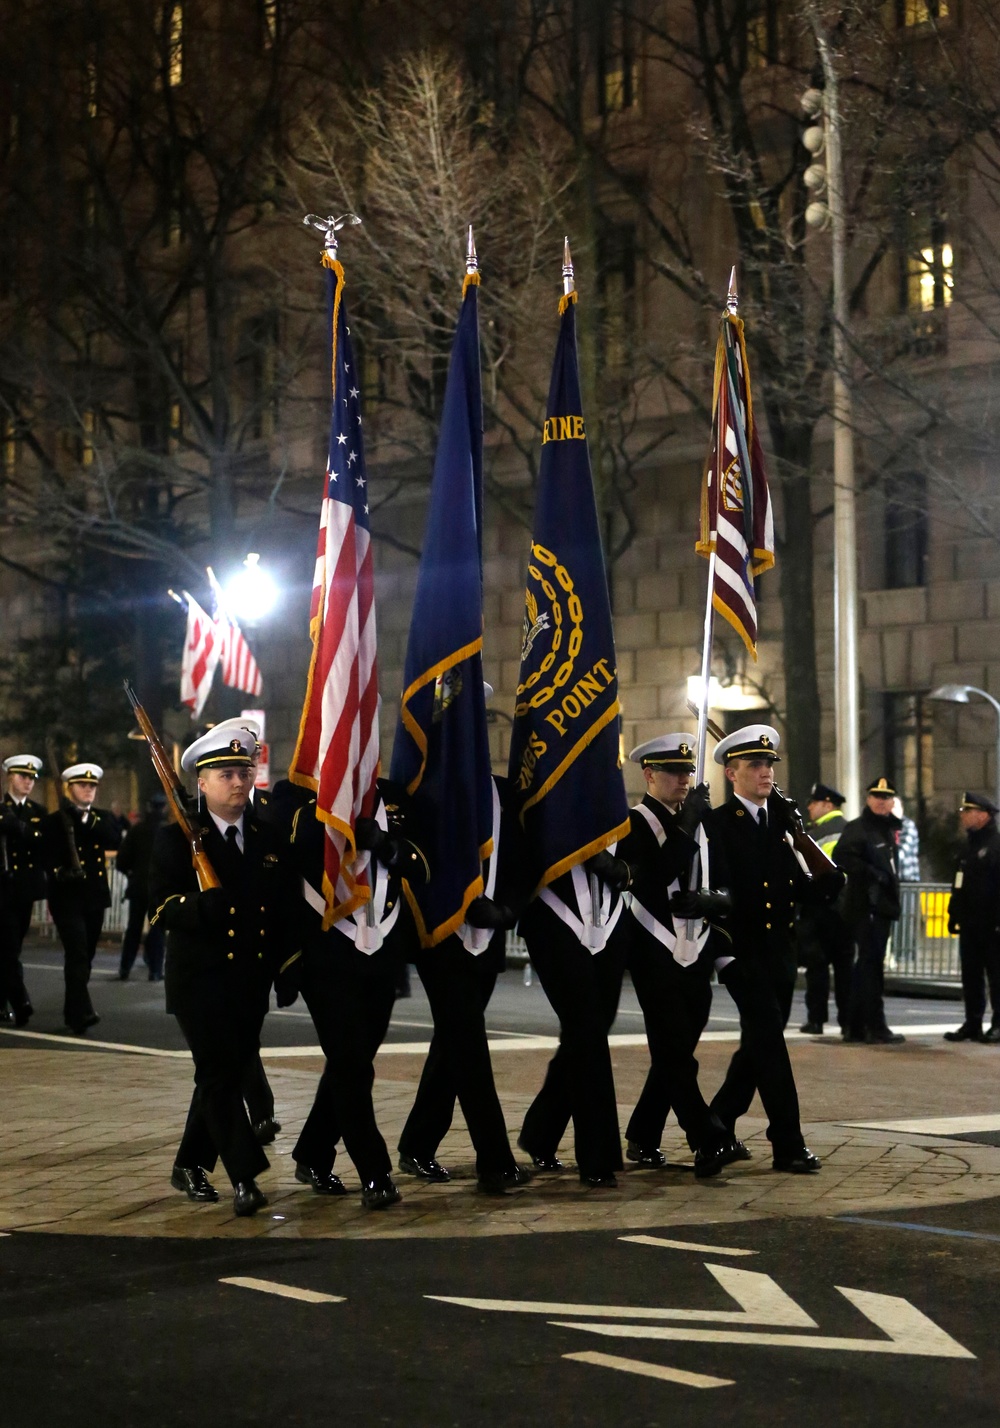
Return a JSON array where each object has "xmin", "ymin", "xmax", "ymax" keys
[
  {"xmin": 898, "ymin": 0, "xmax": 949, "ymax": 25},
  {"xmin": 81, "ymin": 410, "xmax": 95, "ymax": 469},
  {"xmin": 85, "ymin": 57, "xmax": 98, "ymax": 119},
  {"xmin": 166, "ymin": 4, "xmax": 183, "ymax": 87},
  {"xmin": 2, "ymin": 417, "xmax": 17, "ymax": 476},
  {"xmin": 599, "ymin": 5, "xmax": 638, "ymax": 115},
  {"xmin": 907, "ymin": 240, "xmax": 953, "ymax": 312},
  {"xmin": 262, "ymin": 0, "xmax": 278, "ymax": 47}
]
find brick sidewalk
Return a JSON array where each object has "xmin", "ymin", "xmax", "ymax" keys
[{"xmin": 3, "ymin": 1033, "xmax": 1000, "ymax": 1242}]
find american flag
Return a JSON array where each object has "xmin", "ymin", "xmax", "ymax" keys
[
  {"xmin": 179, "ymin": 593, "xmax": 221, "ymax": 719},
  {"xmin": 207, "ymin": 567, "xmax": 263, "ymax": 698},
  {"xmin": 696, "ymin": 307, "xmax": 774, "ymax": 657},
  {"xmin": 289, "ymin": 254, "xmax": 379, "ymax": 926}
]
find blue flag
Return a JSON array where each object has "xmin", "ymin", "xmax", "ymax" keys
[
  {"xmin": 507, "ymin": 293, "xmax": 629, "ymax": 891},
  {"xmin": 390, "ymin": 277, "xmax": 494, "ymax": 946}
]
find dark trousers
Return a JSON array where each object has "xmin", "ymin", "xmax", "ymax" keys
[
  {"xmin": 0, "ymin": 893, "xmax": 34, "ymax": 1015},
  {"xmin": 399, "ymin": 950, "xmax": 500, "ymax": 1164},
  {"xmin": 241, "ymin": 1053, "xmax": 275, "ymax": 1126},
  {"xmin": 710, "ymin": 955, "xmax": 805, "ymax": 1160},
  {"xmin": 801, "ymin": 916, "xmax": 853, "ymax": 1030},
  {"xmin": 120, "ymin": 898, "xmax": 165, "ymax": 980},
  {"xmin": 518, "ymin": 902, "xmax": 626, "ymax": 1179},
  {"xmin": 958, "ymin": 931, "xmax": 1000, "ymax": 1030},
  {"xmin": 406, "ymin": 937, "xmax": 515, "ymax": 1178},
  {"xmin": 625, "ymin": 930, "xmax": 723, "ymax": 1153},
  {"xmin": 847, "ymin": 914, "xmax": 893, "ymax": 1037},
  {"xmin": 173, "ymin": 982, "xmax": 270, "ymax": 1187},
  {"xmin": 49, "ymin": 898, "xmax": 106, "ymax": 1030},
  {"xmin": 293, "ymin": 936, "xmax": 399, "ymax": 1183}
]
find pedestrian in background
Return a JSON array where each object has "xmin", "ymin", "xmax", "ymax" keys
[
  {"xmin": 834, "ymin": 777, "xmax": 904, "ymax": 1045},
  {"xmin": 799, "ymin": 782, "xmax": 852, "ymax": 1036},
  {"xmin": 945, "ymin": 792, "xmax": 1000, "ymax": 1044}
]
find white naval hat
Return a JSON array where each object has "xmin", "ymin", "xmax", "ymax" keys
[
  {"xmin": 3, "ymin": 754, "xmax": 42, "ymax": 776},
  {"xmin": 181, "ymin": 728, "xmax": 255, "ymax": 774},
  {"xmin": 629, "ymin": 733, "xmax": 696, "ymax": 770},
  {"xmin": 209, "ymin": 715, "xmax": 262, "ymax": 742},
  {"xmin": 712, "ymin": 724, "xmax": 781, "ymax": 765},
  {"xmin": 62, "ymin": 763, "xmax": 104, "ymax": 784}
]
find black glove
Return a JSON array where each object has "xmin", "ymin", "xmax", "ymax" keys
[
  {"xmin": 274, "ymin": 956, "xmax": 301, "ymax": 1008},
  {"xmin": 198, "ymin": 887, "xmax": 231, "ymax": 935},
  {"xmin": 816, "ymin": 868, "xmax": 846, "ymax": 903},
  {"xmin": 948, "ymin": 915, "xmax": 959, "ymax": 936},
  {"xmin": 675, "ymin": 782, "xmax": 712, "ymax": 840},
  {"xmin": 768, "ymin": 789, "xmax": 801, "ymax": 835},
  {"xmin": 586, "ymin": 849, "xmax": 632, "ymax": 892},
  {"xmin": 669, "ymin": 887, "xmax": 732, "ymax": 919},
  {"xmin": 465, "ymin": 896, "xmax": 517, "ymax": 931},
  {"xmin": 354, "ymin": 817, "xmax": 385, "ymax": 852}
]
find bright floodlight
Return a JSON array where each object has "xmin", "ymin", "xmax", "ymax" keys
[
  {"xmin": 928, "ymin": 683, "xmax": 972, "ymax": 704},
  {"xmin": 223, "ymin": 553, "xmax": 278, "ymax": 624}
]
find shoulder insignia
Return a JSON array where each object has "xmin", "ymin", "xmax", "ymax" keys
[{"xmin": 736, "ymin": 808, "xmax": 745, "ymax": 817}]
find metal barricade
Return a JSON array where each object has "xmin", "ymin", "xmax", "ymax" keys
[
  {"xmin": 888, "ymin": 882, "xmax": 959, "ymax": 982},
  {"xmin": 29, "ymin": 852, "xmax": 130, "ymax": 942}
]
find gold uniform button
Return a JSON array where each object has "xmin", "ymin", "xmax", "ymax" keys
[
  {"xmin": 765, "ymin": 902, "xmax": 772, "ymax": 908},
  {"xmin": 228, "ymin": 929, "xmax": 235, "ymax": 938},
  {"xmin": 227, "ymin": 951, "xmax": 234, "ymax": 961},
  {"xmin": 230, "ymin": 906, "xmax": 236, "ymax": 915},
  {"xmin": 259, "ymin": 929, "xmax": 265, "ymax": 937},
  {"xmin": 765, "ymin": 922, "xmax": 772, "ymax": 929},
  {"xmin": 258, "ymin": 952, "xmax": 263, "ymax": 960},
  {"xmin": 260, "ymin": 906, "xmax": 265, "ymax": 913},
  {"xmin": 763, "ymin": 881, "xmax": 769, "ymax": 888}
]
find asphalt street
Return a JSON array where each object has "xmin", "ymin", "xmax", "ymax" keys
[{"xmin": 0, "ymin": 1202, "xmax": 995, "ymax": 1427}]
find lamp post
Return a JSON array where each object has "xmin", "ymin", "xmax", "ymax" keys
[
  {"xmin": 222, "ymin": 552, "xmax": 278, "ymax": 625},
  {"xmin": 928, "ymin": 683, "xmax": 1000, "ymax": 811}
]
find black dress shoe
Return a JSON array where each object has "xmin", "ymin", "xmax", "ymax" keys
[
  {"xmin": 944, "ymin": 1024, "xmax": 984, "ymax": 1042},
  {"xmin": 361, "ymin": 1176, "xmax": 402, "ymax": 1210},
  {"xmin": 13, "ymin": 1003, "xmax": 32, "ymax": 1028},
  {"xmin": 294, "ymin": 1164, "xmax": 347, "ymax": 1196},
  {"xmin": 252, "ymin": 1117, "xmax": 281, "ymax": 1145},
  {"xmin": 579, "ymin": 1172, "xmax": 618, "ymax": 1188},
  {"xmin": 772, "ymin": 1148, "xmax": 821, "ymax": 1174},
  {"xmin": 984, "ymin": 1025, "xmax": 1000, "ymax": 1044},
  {"xmin": 398, "ymin": 1153, "xmax": 451, "ymax": 1182},
  {"xmin": 865, "ymin": 1028, "xmax": 905, "ymax": 1044},
  {"xmin": 626, "ymin": 1142, "xmax": 670, "ymax": 1169},
  {"xmin": 170, "ymin": 1165, "xmax": 220, "ymax": 1203},
  {"xmin": 516, "ymin": 1136, "xmax": 563, "ymax": 1171},
  {"xmin": 477, "ymin": 1165, "xmax": 533, "ymax": 1195},
  {"xmin": 799, "ymin": 1020, "xmax": 824, "ymax": 1035},
  {"xmin": 694, "ymin": 1137, "xmax": 742, "ymax": 1179},
  {"xmin": 233, "ymin": 1180, "xmax": 268, "ymax": 1216}
]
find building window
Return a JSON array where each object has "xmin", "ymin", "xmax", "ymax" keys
[
  {"xmin": 884, "ymin": 469, "xmax": 928, "ymax": 589},
  {"xmin": 881, "ymin": 691, "xmax": 933, "ymax": 819},
  {"xmin": 84, "ymin": 54, "xmax": 99, "ymax": 120},
  {"xmin": 747, "ymin": 1, "xmax": 782, "ymax": 67},
  {"xmin": 2, "ymin": 416, "xmax": 18, "ymax": 478},
  {"xmin": 895, "ymin": 0, "xmax": 949, "ymax": 26},
  {"xmin": 167, "ymin": 341, "xmax": 184, "ymax": 454},
  {"xmin": 598, "ymin": 3, "xmax": 638, "ymax": 115},
  {"xmin": 598, "ymin": 221, "xmax": 637, "ymax": 371},
  {"xmin": 163, "ymin": 3, "xmax": 184, "ymax": 88},
  {"xmin": 241, "ymin": 314, "xmax": 279, "ymax": 440},
  {"xmin": 80, "ymin": 409, "xmax": 96, "ymax": 469},
  {"xmin": 906, "ymin": 223, "xmax": 953, "ymax": 313},
  {"xmin": 261, "ymin": 0, "xmax": 279, "ymax": 48}
]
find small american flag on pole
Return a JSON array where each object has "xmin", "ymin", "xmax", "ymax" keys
[
  {"xmin": 207, "ymin": 567, "xmax": 263, "ymax": 698},
  {"xmin": 179, "ymin": 593, "xmax": 221, "ymax": 719},
  {"xmin": 289, "ymin": 252, "xmax": 379, "ymax": 925},
  {"xmin": 695, "ymin": 303, "xmax": 774, "ymax": 658}
]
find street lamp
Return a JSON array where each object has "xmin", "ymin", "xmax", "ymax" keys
[
  {"xmin": 223, "ymin": 553, "xmax": 278, "ymax": 625},
  {"xmin": 928, "ymin": 683, "xmax": 1000, "ymax": 811}
]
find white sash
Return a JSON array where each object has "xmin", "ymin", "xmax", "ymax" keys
[
  {"xmin": 540, "ymin": 850, "xmax": 624, "ymax": 954},
  {"xmin": 313, "ymin": 802, "xmax": 398, "ymax": 954},
  {"xmin": 626, "ymin": 800, "xmax": 709, "ymax": 966},
  {"xmin": 460, "ymin": 780, "xmax": 502, "ymax": 955}
]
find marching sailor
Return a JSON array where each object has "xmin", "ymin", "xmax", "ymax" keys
[{"xmin": 0, "ymin": 753, "xmax": 46, "ymax": 1026}]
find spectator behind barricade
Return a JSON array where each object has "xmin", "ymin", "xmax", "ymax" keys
[
  {"xmin": 108, "ymin": 800, "xmax": 132, "ymax": 842},
  {"xmin": 893, "ymin": 797, "xmax": 921, "ymax": 882}
]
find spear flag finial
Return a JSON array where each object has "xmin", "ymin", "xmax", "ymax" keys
[
  {"xmin": 466, "ymin": 225, "xmax": 478, "ymax": 277},
  {"xmin": 562, "ymin": 236, "xmax": 575, "ymax": 298},
  {"xmin": 726, "ymin": 265, "xmax": 739, "ymax": 314}
]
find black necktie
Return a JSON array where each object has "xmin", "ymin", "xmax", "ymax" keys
[
  {"xmin": 225, "ymin": 825, "xmax": 241, "ymax": 855},
  {"xmin": 758, "ymin": 808, "xmax": 767, "ymax": 833}
]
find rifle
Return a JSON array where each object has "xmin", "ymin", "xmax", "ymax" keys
[
  {"xmin": 685, "ymin": 701, "xmax": 838, "ymax": 878},
  {"xmin": 46, "ymin": 736, "xmax": 83, "ymax": 880},
  {"xmin": 123, "ymin": 681, "xmax": 221, "ymax": 891}
]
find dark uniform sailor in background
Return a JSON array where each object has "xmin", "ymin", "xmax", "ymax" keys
[
  {"xmin": 42, "ymin": 762, "xmax": 122, "ymax": 1036},
  {"xmin": 798, "ymin": 782, "xmax": 851, "ymax": 1036},
  {"xmin": 834, "ymin": 776, "xmax": 904, "ymax": 1045},
  {"xmin": 397, "ymin": 770, "xmax": 525, "ymax": 1186},
  {"xmin": 279, "ymin": 776, "xmax": 422, "ymax": 1209},
  {"xmin": 0, "ymin": 753, "xmax": 46, "ymax": 1027},
  {"xmin": 705, "ymin": 725, "xmax": 834, "ymax": 1173},
  {"xmin": 945, "ymin": 792, "xmax": 1000, "ymax": 1044},
  {"xmin": 116, "ymin": 794, "xmax": 167, "ymax": 982},
  {"xmin": 617, "ymin": 735, "xmax": 740, "ymax": 1178},
  {"xmin": 149, "ymin": 729, "xmax": 292, "ymax": 1217}
]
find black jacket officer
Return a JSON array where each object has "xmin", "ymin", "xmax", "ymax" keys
[
  {"xmin": 798, "ymin": 783, "xmax": 852, "ymax": 1035},
  {"xmin": 834, "ymin": 777, "xmax": 904, "ymax": 1044},
  {"xmin": 275, "ymin": 775, "xmax": 423, "ymax": 1210},
  {"xmin": 945, "ymin": 792, "xmax": 1000, "ymax": 1043},
  {"xmin": 615, "ymin": 734, "xmax": 738, "ymax": 1178},
  {"xmin": 0, "ymin": 753, "xmax": 46, "ymax": 1025},
  {"xmin": 42, "ymin": 762, "xmax": 122, "ymax": 1035},
  {"xmin": 149, "ymin": 729, "xmax": 293, "ymax": 1218},
  {"xmin": 704, "ymin": 725, "xmax": 835, "ymax": 1174}
]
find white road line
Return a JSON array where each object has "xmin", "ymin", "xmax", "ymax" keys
[
  {"xmin": 219, "ymin": 1276, "xmax": 344, "ymax": 1304},
  {"xmin": 621, "ymin": 1235, "xmax": 757, "ymax": 1257},
  {"xmin": 564, "ymin": 1350, "xmax": 734, "ymax": 1389},
  {"xmin": 841, "ymin": 1114, "xmax": 1000, "ymax": 1135},
  {"xmin": 0, "ymin": 1027, "xmax": 190, "ymax": 1057}
]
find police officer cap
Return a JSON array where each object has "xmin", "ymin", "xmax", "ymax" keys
[
  {"xmin": 713, "ymin": 724, "xmax": 781, "ymax": 765},
  {"xmin": 181, "ymin": 728, "xmax": 254, "ymax": 773},
  {"xmin": 62, "ymin": 763, "xmax": 103, "ymax": 784},
  {"xmin": 3, "ymin": 754, "xmax": 42, "ymax": 776},
  {"xmin": 809, "ymin": 781, "xmax": 845, "ymax": 806},
  {"xmin": 629, "ymin": 733, "xmax": 696, "ymax": 770},
  {"xmin": 210, "ymin": 715, "xmax": 261, "ymax": 746},
  {"xmin": 866, "ymin": 775, "xmax": 896, "ymax": 797},
  {"xmin": 961, "ymin": 791, "xmax": 999, "ymax": 815}
]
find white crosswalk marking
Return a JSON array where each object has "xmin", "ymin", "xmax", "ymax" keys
[
  {"xmin": 220, "ymin": 1277, "xmax": 344, "ymax": 1304},
  {"xmin": 564, "ymin": 1351, "xmax": 733, "ymax": 1389}
]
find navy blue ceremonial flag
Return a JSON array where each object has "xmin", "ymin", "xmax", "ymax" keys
[
  {"xmin": 507, "ymin": 293, "xmax": 629, "ymax": 891},
  {"xmin": 390, "ymin": 275, "xmax": 494, "ymax": 946}
]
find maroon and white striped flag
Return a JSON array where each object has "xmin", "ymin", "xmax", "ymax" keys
[
  {"xmin": 695, "ymin": 309, "xmax": 774, "ymax": 657},
  {"xmin": 179, "ymin": 593, "xmax": 221, "ymax": 719},
  {"xmin": 288, "ymin": 254, "xmax": 379, "ymax": 926},
  {"xmin": 207, "ymin": 568, "xmax": 263, "ymax": 698}
]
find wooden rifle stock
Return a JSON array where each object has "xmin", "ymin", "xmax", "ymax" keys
[
  {"xmin": 686, "ymin": 700, "xmax": 838, "ymax": 878},
  {"xmin": 123, "ymin": 681, "xmax": 220, "ymax": 891}
]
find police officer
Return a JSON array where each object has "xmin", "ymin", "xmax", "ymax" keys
[
  {"xmin": 799, "ymin": 782, "xmax": 852, "ymax": 1035},
  {"xmin": 945, "ymin": 792, "xmax": 1000, "ymax": 1044},
  {"xmin": 0, "ymin": 754, "xmax": 46, "ymax": 1026},
  {"xmin": 705, "ymin": 725, "xmax": 832, "ymax": 1174},
  {"xmin": 834, "ymin": 776, "xmax": 904, "ymax": 1044},
  {"xmin": 617, "ymin": 734, "xmax": 740, "ymax": 1178},
  {"xmin": 42, "ymin": 763, "xmax": 122, "ymax": 1035},
  {"xmin": 149, "ymin": 729, "xmax": 292, "ymax": 1217},
  {"xmin": 280, "ymin": 775, "xmax": 422, "ymax": 1210}
]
